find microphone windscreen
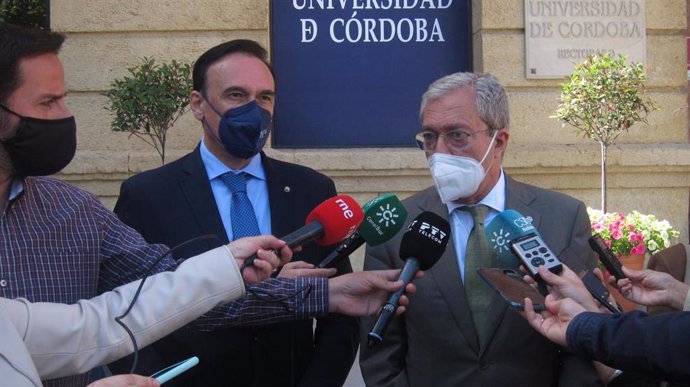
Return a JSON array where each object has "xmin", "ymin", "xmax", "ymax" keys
[
  {"xmin": 484, "ymin": 209, "xmax": 538, "ymax": 267},
  {"xmin": 359, "ymin": 194, "xmax": 408, "ymax": 246},
  {"xmin": 306, "ymin": 195, "xmax": 364, "ymax": 245},
  {"xmin": 399, "ymin": 211, "xmax": 450, "ymax": 270}
]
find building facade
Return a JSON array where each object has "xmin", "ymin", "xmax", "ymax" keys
[{"xmin": 51, "ymin": 0, "xmax": 690, "ymax": 269}]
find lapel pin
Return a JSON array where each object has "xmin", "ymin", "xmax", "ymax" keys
[{"xmin": 284, "ymin": 186, "xmax": 291, "ymax": 193}]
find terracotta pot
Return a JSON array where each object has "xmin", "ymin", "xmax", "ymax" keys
[{"xmin": 606, "ymin": 253, "xmax": 645, "ymax": 312}]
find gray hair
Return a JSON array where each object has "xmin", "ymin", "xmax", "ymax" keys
[{"xmin": 419, "ymin": 72, "xmax": 509, "ymax": 133}]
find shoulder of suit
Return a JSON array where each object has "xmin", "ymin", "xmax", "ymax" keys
[
  {"xmin": 509, "ymin": 177, "xmax": 584, "ymax": 207},
  {"xmin": 262, "ymin": 154, "xmax": 334, "ymax": 184},
  {"xmin": 121, "ymin": 152, "xmax": 195, "ymax": 188}
]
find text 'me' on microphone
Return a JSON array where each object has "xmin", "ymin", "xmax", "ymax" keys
[
  {"xmin": 317, "ymin": 193, "xmax": 408, "ymax": 268},
  {"xmin": 367, "ymin": 211, "xmax": 450, "ymax": 347},
  {"xmin": 240, "ymin": 195, "xmax": 364, "ymax": 271}
]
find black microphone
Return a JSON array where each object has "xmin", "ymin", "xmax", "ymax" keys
[{"xmin": 367, "ymin": 211, "xmax": 450, "ymax": 347}]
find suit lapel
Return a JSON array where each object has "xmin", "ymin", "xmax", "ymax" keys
[
  {"xmin": 262, "ymin": 154, "xmax": 298, "ymax": 237},
  {"xmin": 178, "ymin": 147, "xmax": 229, "ymax": 244},
  {"xmin": 416, "ymin": 190, "xmax": 481, "ymax": 354}
]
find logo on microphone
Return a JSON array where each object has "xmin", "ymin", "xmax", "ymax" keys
[
  {"xmin": 375, "ymin": 203, "xmax": 401, "ymax": 228},
  {"xmin": 488, "ymin": 228, "xmax": 512, "ymax": 254},
  {"xmin": 512, "ymin": 215, "xmax": 535, "ymax": 232},
  {"xmin": 418, "ymin": 221, "xmax": 447, "ymax": 244},
  {"xmin": 366, "ymin": 203, "xmax": 402, "ymax": 236}
]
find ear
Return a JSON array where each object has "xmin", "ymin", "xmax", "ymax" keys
[
  {"xmin": 493, "ymin": 128, "xmax": 510, "ymax": 159},
  {"xmin": 189, "ymin": 91, "xmax": 205, "ymax": 121}
]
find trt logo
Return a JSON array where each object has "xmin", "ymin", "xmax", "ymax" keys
[{"xmin": 419, "ymin": 221, "xmax": 447, "ymax": 241}]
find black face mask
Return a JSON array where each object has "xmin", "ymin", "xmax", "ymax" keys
[{"xmin": 0, "ymin": 104, "xmax": 77, "ymax": 176}]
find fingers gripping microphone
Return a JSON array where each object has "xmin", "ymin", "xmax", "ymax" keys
[
  {"xmin": 484, "ymin": 209, "xmax": 563, "ymax": 280},
  {"xmin": 484, "ymin": 210, "xmax": 617, "ymax": 312},
  {"xmin": 367, "ymin": 211, "xmax": 450, "ymax": 347},
  {"xmin": 240, "ymin": 195, "xmax": 364, "ymax": 271},
  {"xmin": 317, "ymin": 193, "xmax": 408, "ymax": 268}
]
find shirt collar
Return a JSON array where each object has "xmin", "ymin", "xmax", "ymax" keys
[
  {"xmin": 8, "ymin": 177, "xmax": 24, "ymax": 202},
  {"xmin": 447, "ymin": 168, "xmax": 506, "ymax": 214},
  {"xmin": 199, "ymin": 139, "xmax": 265, "ymax": 181}
]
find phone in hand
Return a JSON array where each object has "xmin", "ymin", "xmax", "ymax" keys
[
  {"xmin": 477, "ymin": 268, "xmax": 546, "ymax": 311},
  {"xmin": 150, "ymin": 356, "xmax": 199, "ymax": 384}
]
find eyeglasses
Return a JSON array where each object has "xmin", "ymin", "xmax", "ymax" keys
[{"xmin": 414, "ymin": 128, "xmax": 492, "ymax": 151}]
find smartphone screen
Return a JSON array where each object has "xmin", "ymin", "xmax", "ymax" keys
[{"xmin": 477, "ymin": 268, "xmax": 546, "ymax": 311}]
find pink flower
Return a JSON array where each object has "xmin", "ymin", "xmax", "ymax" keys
[
  {"xmin": 611, "ymin": 229, "xmax": 622, "ymax": 240},
  {"xmin": 631, "ymin": 243, "xmax": 646, "ymax": 255},
  {"xmin": 628, "ymin": 232, "xmax": 643, "ymax": 243}
]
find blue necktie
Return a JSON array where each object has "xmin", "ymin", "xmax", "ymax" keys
[{"xmin": 220, "ymin": 172, "xmax": 261, "ymax": 240}]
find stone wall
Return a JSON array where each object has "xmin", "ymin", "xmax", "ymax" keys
[{"xmin": 51, "ymin": 0, "xmax": 690, "ymax": 270}]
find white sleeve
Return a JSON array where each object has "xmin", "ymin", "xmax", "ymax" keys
[{"xmin": 1, "ymin": 245, "xmax": 244, "ymax": 379}]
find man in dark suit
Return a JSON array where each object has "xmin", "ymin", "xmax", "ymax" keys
[
  {"xmin": 112, "ymin": 40, "xmax": 358, "ymax": 387},
  {"xmin": 360, "ymin": 72, "xmax": 604, "ymax": 386}
]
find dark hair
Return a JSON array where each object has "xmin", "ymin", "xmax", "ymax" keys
[
  {"xmin": 192, "ymin": 39, "xmax": 274, "ymax": 93},
  {"xmin": 0, "ymin": 23, "xmax": 65, "ymax": 104}
]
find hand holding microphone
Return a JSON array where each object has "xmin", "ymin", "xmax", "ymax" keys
[
  {"xmin": 485, "ymin": 209, "xmax": 619, "ymax": 313},
  {"xmin": 317, "ymin": 193, "xmax": 408, "ymax": 268},
  {"xmin": 367, "ymin": 211, "xmax": 450, "ymax": 347},
  {"xmin": 240, "ymin": 195, "xmax": 364, "ymax": 272}
]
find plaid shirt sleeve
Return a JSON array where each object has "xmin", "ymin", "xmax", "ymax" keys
[{"xmin": 92, "ymin": 198, "xmax": 329, "ymax": 328}]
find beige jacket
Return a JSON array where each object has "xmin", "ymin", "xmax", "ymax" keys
[{"xmin": 0, "ymin": 246, "xmax": 244, "ymax": 386}]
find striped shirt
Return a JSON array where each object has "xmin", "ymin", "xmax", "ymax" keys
[{"xmin": 0, "ymin": 177, "xmax": 328, "ymax": 387}]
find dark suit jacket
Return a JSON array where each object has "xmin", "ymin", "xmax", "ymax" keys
[
  {"xmin": 360, "ymin": 177, "xmax": 602, "ymax": 387},
  {"xmin": 111, "ymin": 148, "xmax": 358, "ymax": 387}
]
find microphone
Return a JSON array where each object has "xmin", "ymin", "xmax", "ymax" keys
[
  {"xmin": 317, "ymin": 193, "xmax": 408, "ymax": 268},
  {"xmin": 367, "ymin": 211, "xmax": 450, "ymax": 347},
  {"xmin": 484, "ymin": 209, "xmax": 562, "ymax": 280},
  {"xmin": 240, "ymin": 195, "xmax": 364, "ymax": 271},
  {"xmin": 485, "ymin": 210, "xmax": 619, "ymax": 313}
]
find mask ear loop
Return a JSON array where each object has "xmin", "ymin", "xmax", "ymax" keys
[
  {"xmin": 0, "ymin": 104, "xmax": 20, "ymax": 117},
  {"xmin": 198, "ymin": 92, "xmax": 227, "ymax": 146},
  {"xmin": 478, "ymin": 129, "xmax": 499, "ymax": 178}
]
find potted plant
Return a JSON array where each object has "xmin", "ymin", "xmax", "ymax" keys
[
  {"xmin": 104, "ymin": 57, "xmax": 192, "ymax": 165},
  {"xmin": 588, "ymin": 207, "xmax": 679, "ymax": 310},
  {"xmin": 553, "ymin": 52, "xmax": 656, "ymax": 212},
  {"xmin": 588, "ymin": 208, "xmax": 679, "ymax": 259}
]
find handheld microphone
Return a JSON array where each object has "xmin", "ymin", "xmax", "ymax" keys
[
  {"xmin": 484, "ymin": 209, "xmax": 563, "ymax": 280},
  {"xmin": 367, "ymin": 211, "xmax": 450, "ymax": 347},
  {"xmin": 240, "ymin": 195, "xmax": 364, "ymax": 271},
  {"xmin": 317, "ymin": 193, "xmax": 408, "ymax": 268},
  {"xmin": 485, "ymin": 210, "xmax": 619, "ymax": 313}
]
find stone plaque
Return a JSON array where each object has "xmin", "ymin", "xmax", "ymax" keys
[{"xmin": 525, "ymin": 0, "xmax": 646, "ymax": 79}]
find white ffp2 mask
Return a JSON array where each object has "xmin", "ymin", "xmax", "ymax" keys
[{"xmin": 428, "ymin": 131, "xmax": 497, "ymax": 203}]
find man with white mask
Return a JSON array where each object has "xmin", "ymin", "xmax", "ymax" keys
[{"xmin": 360, "ymin": 72, "xmax": 603, "ymax": 386}]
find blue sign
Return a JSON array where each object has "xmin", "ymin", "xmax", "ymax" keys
[{"xmin": 270, "ymin": 0, "xmax": 472, "ymax": 148}]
